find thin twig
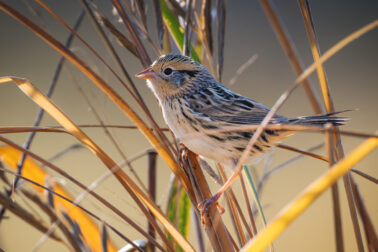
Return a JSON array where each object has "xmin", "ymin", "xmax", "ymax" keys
[{"xmin": 350, "ymin": 169, "xmax": 378, "ymax": 184}]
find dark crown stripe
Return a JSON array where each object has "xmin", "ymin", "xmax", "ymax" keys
[{"xmin": 178, "ymin": 70, "xmax": 199, "ymax": 77}]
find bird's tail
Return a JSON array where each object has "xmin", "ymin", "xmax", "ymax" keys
[{"xmin": 288, "ymin": 111, "xmax": 349, "ymax": 126}]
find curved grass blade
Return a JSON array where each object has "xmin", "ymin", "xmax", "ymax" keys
[
  {"xmin": 0, "ymin": 146, "xmax": 118, "ymax": 252},
  {"xmin": 0, "ymin": 76, "xmax": 195, "ymax": 252}
]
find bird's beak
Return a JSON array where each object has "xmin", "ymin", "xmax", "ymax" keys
[{"xmin": 135, "ymin": 67, "xmax": 156, "ymax": 79}]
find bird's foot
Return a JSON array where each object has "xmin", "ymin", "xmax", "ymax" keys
[
  {"xmin": 179, "ymin": 143, "xmax": 189, "ymax": 164},
  {"xmin": 198, "ymin": 192, "xmax": 225, "ymax": 224}
]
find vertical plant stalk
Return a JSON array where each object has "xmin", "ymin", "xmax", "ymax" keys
[
  {"xmin": 183, "ymin": 0, "xmax": 193, "ymax": 57},
  {"xmin": 216, "ymin": 0, "xmax": 226, "ymax": 82},
  {"xmin": 239, "ymin": 175, "xmax": 257, "ymax": 236},
  {"xmin": 325, "ymin": 125, "xmax": 344, "ymax": 251},
  {"xmin": 298, "ymin": 2, "xmax": 344, "ymax": 250},
  {"xmin": 148, "ymin": 150, "xmax": 158, "ymax": 252},
  {"xmin": 218, "ymin": 164, "xmax": 247, "ymax": 246},
  {"xmin": 200, "ymin": 0, "xmax": 215, "ymax": 76},
  {"xmin": 111, "ymin": 0, "xmax": 152, "ymax": 67},
  {"xmin": 184, "ymin": 151, "xmax": 235, "ymax": 252},
  {"xmin": 0, "ymin": 9, "xmax": 85, "ymax": 222},
  {"xmin": 259, "ymin": 0, "xmax": 323, "ymax": 114},
  {"xmin": 152, "ymin": 0, "xmax": 164, "ymax": 50},
  {"xmin": 191, "ymin": 207, "xmax": 205, "ymax": 252},
  {"xmin": 298, "ymin": 1, "xmax": 369, "ymax": 251}
]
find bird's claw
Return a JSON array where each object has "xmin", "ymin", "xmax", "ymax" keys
[
  {"xmin": 179, "ymin": 143, "xmax": 189, "ymax": 163},
  {"xmin": 198, "ymin": 193, "xmax": 224, "ymax": 224}
]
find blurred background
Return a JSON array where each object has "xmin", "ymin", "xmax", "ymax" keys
[{"xmin": 0, "ymin": 0, "xmax": 377, "ymax": 251}]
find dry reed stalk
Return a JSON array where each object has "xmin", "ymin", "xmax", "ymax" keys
[
  {"xmin": 217, "ymin": 164, "xmax": 247, "ymax": 245},
  {"xmin": 239, "ymin": 175, "xmax": 257, "ymax": 236},
  {"xmin": 184, "ymin": 150, "xmax": 235, "ymax": 251}
]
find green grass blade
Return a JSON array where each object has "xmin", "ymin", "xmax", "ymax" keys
[
  {"xmin": 243, "ymin": 165, "xmax": 274, "ymax": 251},
  {"xmin": 166, "ymin": 180, "xmax": 192, "ymax": 252},
  {"xmin": 159, "ymin": 0, "xmax": 200, "ymax": 62}
]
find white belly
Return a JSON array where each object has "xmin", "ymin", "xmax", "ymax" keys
[{"xmin": 161, "ymin": 100, "xmax": 241, "ymax": 168}]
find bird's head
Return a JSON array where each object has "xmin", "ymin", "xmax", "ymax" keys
[{"xmin": 136, "ymin": 54, "xmax": 212, "ymax": 100}]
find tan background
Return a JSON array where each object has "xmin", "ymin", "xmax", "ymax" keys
[{"xmin": 0, "ymin": 0, "xmax": 377, "ymax": 251}]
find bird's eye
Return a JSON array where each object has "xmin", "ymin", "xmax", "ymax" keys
[{"xmin": 164, "ymin": 68, "xmax": 173, "ymax": 75}]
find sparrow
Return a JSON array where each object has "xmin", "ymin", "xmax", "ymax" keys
[{"xmin": 136, "ymin": 54, "xmax": 345, "ymax": 218}]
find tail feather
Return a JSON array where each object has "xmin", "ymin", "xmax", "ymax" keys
[{"xmin": 288, "ymin": 111, "xmax": 349, "ymax": 127}]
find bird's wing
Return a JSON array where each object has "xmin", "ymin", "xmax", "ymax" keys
[{"xmin": 186, "ymin": 84, "xmax": 288, "ymax": 125}]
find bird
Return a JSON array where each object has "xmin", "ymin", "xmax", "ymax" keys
[{"xmin": 136, "ymin": 53, "xmax": 345, "ymax": 219}]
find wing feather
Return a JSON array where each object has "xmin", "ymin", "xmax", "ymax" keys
[{"xmin": 185, "ymin": 83, "xmax": 288, "ymax": 125}]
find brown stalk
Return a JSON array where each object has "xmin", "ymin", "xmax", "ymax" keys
[
  {"xmin": 350, "ymin": 180, "xmax": 378, "ymax": 251},
  {"xmin": 184, "ymin": 150, "xmax": 235, "ymax": 252},
  {"xmin": 239, "ymin": 175, "xmax": 257, "ymax": 236},
  {"xmin": 111, "ymin": 0, "xmax": 151, "ymax": 67},
  {"xmin": 199, "ymin": 0, "xmax": 216, "ymax": 73},
  {"xmin": 217, "ymin": 164, "xmax": 247, "ymax": 245},
  {"xmin": 201, "ymin": 0, "xmax": 213, "ymax": 54},
  {"xmin": 216, "ymin": 0, "xmax": 226, "ymax": 81},
  {"xmin": 113, "ymin": 1, "xmax": 161, "ymax": 55},
  {"xmin": 134, "ymin": 0, "xmax": 148, "ymax": 30},
  {"xmin": 298, "ymin": 1, "xmax": 372, "ymax": 250},
  {"xmin": 217, "ymin": 164, "xmax": 255, "ymax": 239},
  {"xmin": 277, "ymin": 143, "xmax": 328, "ymax": 162},
  {"xmin": 257, "ymin": 143, "xmax": 325, "ymax": 194},
  {"xmin": 191, "ymin": 207, "xmax": 205, "ymax": 252},
  {"xmin": 350, "ymin": 169, "xmax": 378, "ymax": 185},
  {"xmin": 325, "ymin": 126, "xmax": 344, "ymax": 252},
  {"xmin": 183, "ymin": 0, "xmax": 193, "ymax": 57},
  {"xmin": 259, "ymin": 0, "xmax": 323, "ymax": 114},
  {"xmin": 94, "ymin": 13, "xmax": 139, "ymax": 57},
  {"xmin": 147, "ymin": 150, "xmax": 158, "ymax": 252},
  {"xmin": 152, "ymin": 0, "xmax": 164, "ymax": 50}
]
